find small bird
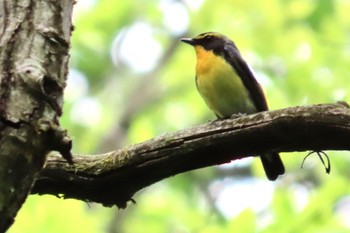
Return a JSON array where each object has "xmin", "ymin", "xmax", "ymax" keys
[{"xmin": 180, "ymin": 32, "xmax": 284, "ymax": 180}]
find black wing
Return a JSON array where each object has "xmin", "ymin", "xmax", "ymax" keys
[{"xmin": 223, "ymin": 43, "xmax": 269, "ymax": 112}]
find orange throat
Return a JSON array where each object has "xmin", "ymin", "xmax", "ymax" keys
[{"xmin": 194, "ymin": 46, "xmax": 216, "ymax": 76}]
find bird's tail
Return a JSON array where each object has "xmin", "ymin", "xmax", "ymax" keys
[{"xmin": 260, "ymin": 152, "xmax": 285, "ymax": 181}]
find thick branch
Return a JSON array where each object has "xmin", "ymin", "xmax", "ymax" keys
[{"xmin": 32, "ymin": 103, "xmax": 350, "ymax": 208}]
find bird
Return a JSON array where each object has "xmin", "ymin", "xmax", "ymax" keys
[{"xmin": 180, "ymin": 32, "xmax": 284, "ymax": 181}]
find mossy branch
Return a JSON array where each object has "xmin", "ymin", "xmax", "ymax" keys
[{"xmin": 32, "ymin": 103, "xmax": 350, "ymax": 208}]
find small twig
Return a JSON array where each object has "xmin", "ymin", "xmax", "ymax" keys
[{"xmin": 301, "ymin": 150, "xmax": 331, "ymax": 174}]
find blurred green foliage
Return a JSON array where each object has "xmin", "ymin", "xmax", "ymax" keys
[{"xmin": 9, "ymin": 0, "xmax": 350, "ymax": 232}]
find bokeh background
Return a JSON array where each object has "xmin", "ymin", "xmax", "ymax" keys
[{"xmin": 9, "ymin": 0, "xmax": 350, "ymax": 232}]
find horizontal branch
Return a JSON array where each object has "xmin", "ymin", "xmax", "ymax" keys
[{"xmin": 31, "ymin": 103, "xmax": 350, "ymax": 208}]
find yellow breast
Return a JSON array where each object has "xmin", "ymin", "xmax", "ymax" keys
[
  {"xmin": 195, "ymin": 46, "xmax": 232, "ymax": 78},
  {"xmin": 194, "ymin": 46, "xmax": 256, "ymax": 117}
]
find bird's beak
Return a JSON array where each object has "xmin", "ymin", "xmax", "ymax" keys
[{"xmin": 180, "ymin": 38, "xmax": 195, "ymax": 46}]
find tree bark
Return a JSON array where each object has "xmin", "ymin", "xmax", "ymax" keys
[
  {"xmin": 32, "ymin": 104, "xmax": 350, "ymax": 208},
  {"xmin": 0, "ymin": 0, "xmax": 73, "ymax": 231}
]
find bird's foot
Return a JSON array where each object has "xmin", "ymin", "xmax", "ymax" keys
[
  {"xmin": 212, "ymin": 118, "xmax": 222, "ymax": 123},
  {"xmin": 212, "ymin": 113, "xmax": 246, "ymax": 123},
  {"xmin": 230, "ymin": 113, "xmax": 246, "ymax": 119}
]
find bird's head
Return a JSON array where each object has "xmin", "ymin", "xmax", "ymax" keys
[{"xmin": 180, "ymin": 32, "xmax": 232, "ymax": 52}]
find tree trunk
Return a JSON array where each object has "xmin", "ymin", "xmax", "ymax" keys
[{"xmin": 0, "ymin": 0, "xmax": 73, "ymax": 231}]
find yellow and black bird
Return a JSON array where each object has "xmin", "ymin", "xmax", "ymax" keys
[{"xmin": 180, "ymin": 32, "xmax": 284, "ymax": 181}]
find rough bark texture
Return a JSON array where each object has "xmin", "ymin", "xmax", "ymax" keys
[
  {"xmin": 32, "ymin": 104, "xmax": 350, "ymax": 208},
  {"xmin": 0, "ymin": 0, "xmax": 73, "ymax": 231}
]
